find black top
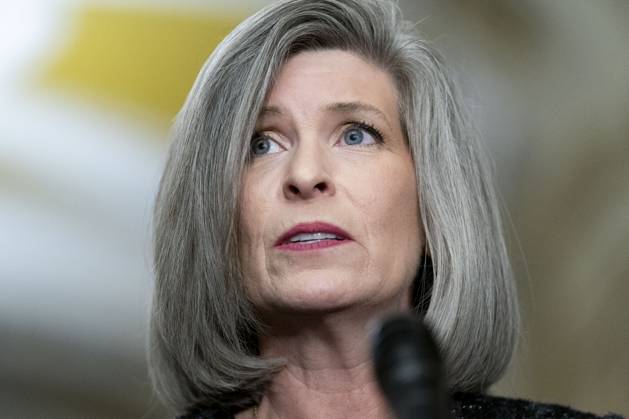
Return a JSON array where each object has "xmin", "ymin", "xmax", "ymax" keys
[{"xmin": 177, "ymin": 392, "xmax": 624, "ymax": 418}]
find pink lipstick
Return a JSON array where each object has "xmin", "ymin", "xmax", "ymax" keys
[{"xmin": 275, "ymin": 221, "xmax": 353, "ymax": 251}]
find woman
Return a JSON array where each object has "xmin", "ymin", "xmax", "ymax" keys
[{"xmin": 149, "ymin": 1, "xmax": 621, "ymax": 418}]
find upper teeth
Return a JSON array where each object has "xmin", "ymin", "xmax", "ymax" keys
[{"xmin": 288, "ymin": 232, "xmax": 342, "ymax": 243}]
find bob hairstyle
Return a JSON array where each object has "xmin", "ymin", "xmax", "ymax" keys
[{"xmin": 150, "ymin": 0, "xmax": 519, "ymax": 414}]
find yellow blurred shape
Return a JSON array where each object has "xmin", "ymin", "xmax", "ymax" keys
[{"xmin": 40, "ymin": 6, "xmax": 244, "ymax": 125}]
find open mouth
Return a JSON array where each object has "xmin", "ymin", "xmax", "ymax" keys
[
  {"xmin": 275, "ymin": 221, "xmax": 353, "ymax": 251},
  {"xmin": 286, "ymin": 232, "xmax": 344, "ymax": 243}
]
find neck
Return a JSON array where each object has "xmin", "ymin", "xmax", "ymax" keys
[{"xmin": 252, "ymin": 302, "xmax": 407, "ymax": 419}]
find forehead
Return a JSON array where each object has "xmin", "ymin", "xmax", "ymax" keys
[{"xmin": 264, "ymin": 49, "xmax": 399, "ymax": 120}]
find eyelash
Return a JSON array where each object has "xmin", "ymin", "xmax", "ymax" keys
[{"xmin": 346, "ymin": 120, "xmax": 385, "ymax": 144}]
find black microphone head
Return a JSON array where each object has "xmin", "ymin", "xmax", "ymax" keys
[{"xmin": 372, "ymin": 313, "xmax": 448, "ymax": 419}]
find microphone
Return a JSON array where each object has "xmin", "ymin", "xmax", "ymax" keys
[{"xmin": 372, "ymin": 314, "xmax": 449, "ymax": 419}]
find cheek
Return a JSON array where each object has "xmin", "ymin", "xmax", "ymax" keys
[
  {"xmin": 362, "ymin": 156, "xmax": 419, "ymax": 226},
  {"xmin": 238, "ymin": 175, "xmax": 267, "ymax": 273},
  {"xmin": 356, "ymin": 157, "xmax": 422, "ymax": 276}
]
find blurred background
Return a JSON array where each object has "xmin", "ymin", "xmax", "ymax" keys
[{"xmin": 1, "ymin": 0, "xmax": 627, "ymax": 417}]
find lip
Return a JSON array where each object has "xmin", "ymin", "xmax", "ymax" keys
[{"xmin": 274, "ymin": 221, "xmax": 353, "ymax": 248}]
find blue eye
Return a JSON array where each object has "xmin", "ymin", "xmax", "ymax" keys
[
  {"xmin": 344, "ymin": 128, "xmax": 367, "ymax": 145},
  {"xmin": 251, "ymin": 135, "xmax": 281, "ymax": 156},
  {"xmin": 342, "ymin": 123, "xmax": 382, "ymax": 146}
]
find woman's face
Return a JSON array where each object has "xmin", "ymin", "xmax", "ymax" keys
[{"xmin": 239, "ymin": 49, "xmax": 423, "ymax": 315}]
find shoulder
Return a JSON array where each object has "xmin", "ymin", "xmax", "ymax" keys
[{"xmin": 452, "ymin": 392, "xmax": 624, "ymax": 419}]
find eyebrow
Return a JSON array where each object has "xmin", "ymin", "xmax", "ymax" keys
[
  {"xmin": 258, "ymin": 101, "xmax": 392, "ymax": 129},
  {"xmin": 259, "ymin": 105, "xmax": 283, "ymax": 117},
  {"xmin": 324, "ymin": 101, "xmax": 389, "ymax": 124}
]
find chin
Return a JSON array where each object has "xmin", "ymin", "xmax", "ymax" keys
[{"xmin": 268, "ymin": 271, "xmax": 369, "ymax": 313}]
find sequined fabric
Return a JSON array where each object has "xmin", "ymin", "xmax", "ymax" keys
[
  {"xmin": 177, "ymin": 392, "xmax": 624, "ymax": 418},
  {"xmin": 450, "ymin": 392, "xmax": 623, "ymax": 419}
]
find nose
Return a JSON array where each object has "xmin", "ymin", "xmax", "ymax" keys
[{"xmin": 282, "ymin": 141, "xmax": 335, "ymax": 200}]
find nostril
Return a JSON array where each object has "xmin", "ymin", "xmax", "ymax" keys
[
  {"xmin": 285, "ymin": 180, "xmax": 331, "ymax": 198},
  {"xmin": 314, "ymin": 182, "xmax": 327, "ymax": 193}
]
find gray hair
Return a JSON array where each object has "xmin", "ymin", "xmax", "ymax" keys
[{"xmin": 150, "ymin": 0, "xmax": 519, "ymax": 414}]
